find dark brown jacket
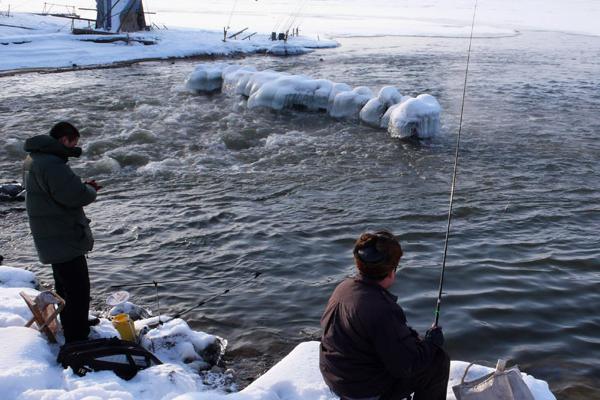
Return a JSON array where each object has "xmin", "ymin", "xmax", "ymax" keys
[{"xmin": 319, "ymin": 275, "xmax": 437, "ymax": 398}]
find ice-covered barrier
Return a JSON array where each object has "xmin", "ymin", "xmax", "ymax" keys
[{"xmin": 185, "ymin": 64, "xmax": 442, "ymax": 139}]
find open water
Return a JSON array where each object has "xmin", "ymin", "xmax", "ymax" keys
[{"xmin": 1, "ymin": 31, "xmax": 599, "ymax": 398}]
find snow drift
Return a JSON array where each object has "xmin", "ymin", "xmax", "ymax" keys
[{"xmin": 185, "ymin": 63, "xmax": 442, "ymax": 139}]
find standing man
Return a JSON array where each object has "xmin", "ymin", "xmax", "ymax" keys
[
  {"xmin": 320, "ymin": 230, "xmax": 450, "ymax": 400},
  {"xmin": 23, "ymin": 121, "xmax": 101, "ymax": 343}
]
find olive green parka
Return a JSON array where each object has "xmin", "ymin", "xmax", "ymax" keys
[{"xmin": 23, "ymin": 135, "xmax": 97, "ymax": 264}]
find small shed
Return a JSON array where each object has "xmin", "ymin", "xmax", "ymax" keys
[{"xmin": 96, "ymin": 0, "xmax": 147, "ymax": 32}]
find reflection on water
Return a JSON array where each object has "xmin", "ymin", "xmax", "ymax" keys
[{"xmin": 1, "ymin": 31, "xmax": 599, "ymax": 398}]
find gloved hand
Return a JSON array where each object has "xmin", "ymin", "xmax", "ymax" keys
[
  {"xmin": 85, "ymin": 179, "xmax": 102, "ymax": 191},
  {"xmin": 425, "ymin": 326, "xmax": 444, "ymax": 347}
]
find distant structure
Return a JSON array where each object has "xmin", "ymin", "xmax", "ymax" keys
[{"xmin": 95, "ymin": 0, "xmax": 147, "ymax": 32}]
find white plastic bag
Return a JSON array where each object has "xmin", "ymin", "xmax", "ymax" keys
[{"xmin": 453, "ymin": 360, "xmax": 536, "ymax": 400}]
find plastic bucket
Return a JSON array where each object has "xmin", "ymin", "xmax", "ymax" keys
[{"xmin": 112, "ymin": 313, "xmax": 137, "ymax": 342}]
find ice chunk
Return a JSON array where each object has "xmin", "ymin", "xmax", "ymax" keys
[
  {"xmin": 378, "ymin": 86, "xmax": 404, "ymax": 106},
  {"xmin": 185, "ymin": 63, "xmax": 229, "ymax": 93},
  {"xmin": 360, "ymin": 86, "xmax": 405, "ymax": 127},
  {"xmin": 222, "ymin": 66, "xmax": 258, "ymax": 96},
  {"xmin": 0, "ymin": 265, "xmax": 37, "ymax": 288},
  {"xmin": 243, "ymin": 70, "xmax": 289, "ymax": 98},
  {"xmin": 388, "ymin": 94, "xmax": 441, "ymax": 139},
  {"xmin": 248, "ymin": 76, "xmax": 334, "ymax": 112},
  {"xmin": 327, "ymin": 82, "xmax": 352, "ymax": 111},
  {"xmin": 140, "ymin": 318, "xmax": 227, "ymax": 371},
  {"xmin": 330, "ymin": 86, "xmax": 374, "ymax": 119}
]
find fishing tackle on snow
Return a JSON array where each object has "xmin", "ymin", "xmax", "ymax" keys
[{"xmin": 106, "ymin": 271, "xmax": 262, "ymax": 322}]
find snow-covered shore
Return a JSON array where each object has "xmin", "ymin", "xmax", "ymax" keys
[
  {"xmin": 0, "ymin": 13, "xmax": 337, "ymax": 74},
  {"xmin": 0, "ymin": 264, "xmax": 556, "ymax": 399}
]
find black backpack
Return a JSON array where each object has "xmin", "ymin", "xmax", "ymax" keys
[{"xmin": 57, "ymin": 337, "xmax": 162, "ymax": 380}]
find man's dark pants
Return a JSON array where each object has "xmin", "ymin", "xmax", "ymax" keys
[
  {"xmin": 51, "ymin": 255, "xmax": 90, "ymax": 343},
  {"xmin": 382, "ymin": 348, "xmax": 450, "ymax": 400}
]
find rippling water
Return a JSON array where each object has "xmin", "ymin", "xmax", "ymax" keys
[{"xmin": 1, "ymin": 31, "xmax": 599, "ymax": 397}]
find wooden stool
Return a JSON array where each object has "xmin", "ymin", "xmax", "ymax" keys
[{"xmin": 20, "ymin": 291, "xmax": 65, "ymax": 343}]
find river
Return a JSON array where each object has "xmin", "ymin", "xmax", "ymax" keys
[{"xmin": 1, "ymin": 30, "xmax": 599, "ymax": 397}]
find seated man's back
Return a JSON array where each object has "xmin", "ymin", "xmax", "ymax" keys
[{"xmin": 319, "ymin": 231, "xmax": 449, "ymax": 400}]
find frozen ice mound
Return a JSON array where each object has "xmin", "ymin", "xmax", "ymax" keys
[
  {"xmin": 329, "ymin": 86, "xmax": 374, "ymax": 119},
  {"xmin": 360, "ymin": 86, "xmax": 405, "ymax": 127},
  {"xmin": 387, "ymin": 94, "xmax": 441, "ymax": 139},
  {"xmin": 186, "ymin": 63, "xmax": 230, "ymax": 93},
  {"xmin": 248, "ymin": 76, "xmax": 334, "ymax": 112},
  {"xmin": 139, "ymin": 317, "xmax": 227, "ymax": 371},
  {"xmin": 185, "ymin": 63, "xmax": 442, "ymax": 139}
]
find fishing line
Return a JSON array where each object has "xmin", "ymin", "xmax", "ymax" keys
[
  {"xmin": 108, "ymin": 276, "xmax": 212, "ymax": 289},
  {"xmin": 172, "ymin": 271, "xmax": 262, "ymax": 319},
  {"xmin": 226, "ymin": 0, "xmax": 239, "ymax": 30},
  {"xmin": 433, "ymin": 0, "xmax": 478, "ymax": 328}
]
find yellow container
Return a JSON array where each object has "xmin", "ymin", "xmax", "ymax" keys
[{"xmin": 112, "ymin": 313, "xmax": 137, "ymax": 342}]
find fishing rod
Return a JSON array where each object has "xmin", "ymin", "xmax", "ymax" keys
[
  {"xmin": 107, "ymin": 271, "xmax": 262, "ymax": 324},
  {"xmin": 434, "ymin": 0, "xmax": 478, "ymax": 328}
]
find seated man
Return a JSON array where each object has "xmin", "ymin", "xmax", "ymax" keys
[{"xmin": 320, "ymin": 230, "xmax": 450, "ymax": 400}]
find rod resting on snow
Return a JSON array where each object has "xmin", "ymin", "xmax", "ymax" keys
[{"xmin": 434, "ymin": 0, "xmax": 478, "ymax": 328}]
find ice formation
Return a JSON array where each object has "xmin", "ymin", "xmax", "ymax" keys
[
  {"xmin": 186, "ymin": 63, "xmax": 442, "ymax": 139},
  {"xmin": 185, "ymin": 62, "xmax": 230, "ymax": 93},
  {"xmin": 387, "ymin": 94, "xmax": 441, "ymax": 139}
]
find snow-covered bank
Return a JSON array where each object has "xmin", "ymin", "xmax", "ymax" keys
[
  {"xmin": 186, "ymin": 64, "xmax": 441, "ymax": 139},
  {"xmin": 0, "ymin": 264, "xmax": 555, "ymax": 399},
  {"xmin": 0, "ymin": 13, "xmax": 338, "ymax": 73},
  {"xmin": 13, "ymin": 0, "xmax": 600, "ymax": 37}
]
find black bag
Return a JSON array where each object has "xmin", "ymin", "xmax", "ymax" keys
[{"xmin": 57, "ymin": 337, "xmax": 162, "ymax": 380}]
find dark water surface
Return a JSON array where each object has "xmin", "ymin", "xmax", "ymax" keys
[{"xmin": 1, "ymin": 31, "xmax": 599, "ymax": 397}]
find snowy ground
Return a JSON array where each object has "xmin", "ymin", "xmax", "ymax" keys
[
  {"xmin": 3, "ymin": 0, "xmax": 599, "ymax": 73},
  {"xmin": 0, "ymin": 264, "xmax": 555, "ymax": 400},
  {"xmin": 0, "ymin": 13, "xmax": 338, "ymax": 73}
]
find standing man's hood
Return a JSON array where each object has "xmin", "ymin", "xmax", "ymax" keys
[{"xmin": 24, "ymin": 135, "xmax": 82, "ymax": 159}]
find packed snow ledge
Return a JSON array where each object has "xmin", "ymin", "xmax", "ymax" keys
[
  {"xmin": 0, "ymin": 13, "xmax": 338, "ymax": 73},
  {"xmin": 0, "ymin": 265, "xmax": 555, "ymax": 399}
]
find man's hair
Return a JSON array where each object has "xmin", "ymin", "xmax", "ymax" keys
[
  {"xmin": 353, "ymin": 230, "xmax": 403, "ymax": 281},
  {"xmin": 49, "ymin": 121, "xmax": 80, "ymax": 141}
]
